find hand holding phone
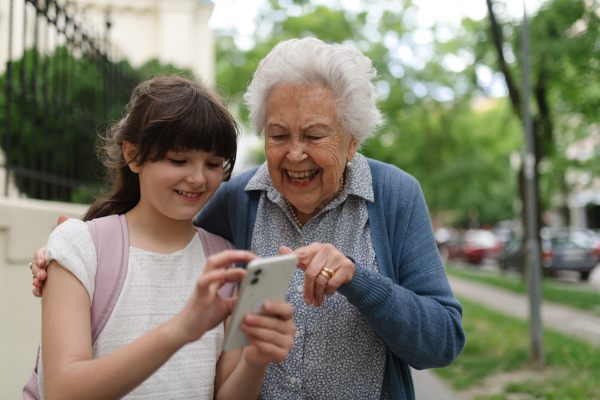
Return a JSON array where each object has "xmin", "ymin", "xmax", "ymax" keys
[{"xmin": 222, "ymin": 254, "xmax": 298, "ymax": 352}]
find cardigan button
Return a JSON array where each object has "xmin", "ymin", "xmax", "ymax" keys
[
  {"xmin": 365, "ymin": 271, "xmax": 371, "ymax": 277},
  {"xmin": 376, "ymin": 275, "xmax": 381, "ymax": 280}
]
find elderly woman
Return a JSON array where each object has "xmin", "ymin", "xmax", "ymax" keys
[
  {"xmin": 32, "ymin": 38, "xmax": 464, "ymax": 399},
  {"xmin": 195, "ymin": 38, "xmax": 465, "ymax": 399}
]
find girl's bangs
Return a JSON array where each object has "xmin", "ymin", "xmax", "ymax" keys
[{"xmin": 147, "ymin": 96, "xmax": 238, "ymax": 162}]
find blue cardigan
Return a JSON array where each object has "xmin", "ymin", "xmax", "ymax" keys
[{"xmin": 196, "ymin": 157, "xmax": 465, "ymax": 400}]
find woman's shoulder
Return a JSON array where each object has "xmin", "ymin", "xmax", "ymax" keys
[
  {"xmin": 221, "ymin": 165, "xmax": 262, "ymax": 190},
  {"xmin": 366, "ymin": 157, "xmax": 420, "ymax": 188}
]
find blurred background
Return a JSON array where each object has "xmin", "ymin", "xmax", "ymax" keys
[{"xmin": 1, "ymin": 0, "xmax": 600, "ymax": 398}]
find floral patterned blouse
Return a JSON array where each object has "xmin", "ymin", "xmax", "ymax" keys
[{"xmin": 245, "ymin": 154, "xmax": 391, "ymax": 399}]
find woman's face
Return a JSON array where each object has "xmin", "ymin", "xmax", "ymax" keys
[{"xmin": 264, "ymin": 83, "xmax": 358, "ymax": 220}]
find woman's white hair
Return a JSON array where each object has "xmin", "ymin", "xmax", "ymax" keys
[{"xmin": 244, "ymin": 37, "xmax": 384, "ymax": 146}]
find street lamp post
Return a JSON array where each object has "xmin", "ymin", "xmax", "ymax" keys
[{"xmin": 521, "ymin": 0, "xmax": 545, "ymax": 367}]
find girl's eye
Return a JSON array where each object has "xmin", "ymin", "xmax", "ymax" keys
[
  {"xmin": 168, "ymin": 159, "xmax": 186, "ymax": 165},
  {"xmin": 207, "ymin": 162, "xmax": 221, "ymax": 168}
]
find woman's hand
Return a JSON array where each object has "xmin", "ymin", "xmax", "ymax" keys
[
  {"xmin": 173, "ymin": 250, "xmax": 257, "ymax": 345},
  {"xmin": 32, "ymin": 214, "xmax": 69, "ymax": 297},
  {"xmin": 281, "ymin": 243, "xmax": 355, "ymax": 307},
  {"xmin": 240, "ymin": 300, "xmax": 296, "ymax": 366}
]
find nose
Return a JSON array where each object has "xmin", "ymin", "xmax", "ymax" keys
[
  {"xmin": 286, "ymin": 139, "xmax": 308, "ymax": 163},
  {"xmin": 186, "ymin": 165, "xmax": 207, "ymax": 187}
]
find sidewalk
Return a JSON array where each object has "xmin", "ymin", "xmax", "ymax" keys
[
  {"xmin": 413, "ymin": 368, "xmax": 463, "ymax": 400},
  {"xmin": 448, "ymin": 275, "xmax": 600, "ymax": 346}
]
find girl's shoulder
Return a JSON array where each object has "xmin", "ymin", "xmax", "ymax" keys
[
  {"xmin": 46, "ymin": 218, "xmax": 98, "ymax": 302},
  {"xmin": 49, "ymin": 218, "xmax": 89, "ymax": 240}
]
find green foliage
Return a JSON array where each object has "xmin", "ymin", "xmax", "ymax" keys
[
  {"xmin": 0, "ymin": 47, "xmax": 190, "ymax": 203},
  {"xmin": 212, "ymin": 0, "xmax": 600, "ymax": 227},
  {"xmin": 0, "ymin": 47, "xmax": 136, "ymax": 201},
  {"xmin": 474, "ymin": 0, "xmax": 600, "ymax": 221},
  {"xmin": 213, "ymin": 1, "xmax": 524, "ymax": 226}
]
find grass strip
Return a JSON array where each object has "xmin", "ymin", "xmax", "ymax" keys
[
  {"xmin": 445, "ymin": 263, "xmax": 600, "ymax": 314},
  {"xmin": 435, "ymin": 298, "xmax": 600, "ymax": 399}
]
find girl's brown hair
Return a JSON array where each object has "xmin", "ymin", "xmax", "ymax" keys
[{"xmin": 83, "ymin": 75, "xmax": 239, "ymax": 221}]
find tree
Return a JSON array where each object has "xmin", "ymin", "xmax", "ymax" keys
[{"xmin": 481, "ymin": 0, "xmax": 600, "ymax": 224}]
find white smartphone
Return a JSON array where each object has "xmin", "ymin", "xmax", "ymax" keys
[{"xmin": 222, "ymin": 254, "xmax": 298, "ymax": 352}]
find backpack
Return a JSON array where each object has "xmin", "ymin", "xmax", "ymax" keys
[{"xmin": 23, "ymin": 214, "xmax": 234, "ymax": 399}]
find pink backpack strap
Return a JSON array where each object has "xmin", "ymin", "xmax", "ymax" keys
[
  {"xmin": 87, "ymin": 214, "xmax": 129, "ymax": 342},
  {"xmin": 195, "ymin": 227, "xmax": 236, "ymax": 298},
  {"xmin": 23, "ymin": 214, "xmax": 129, "ymax": 400}
]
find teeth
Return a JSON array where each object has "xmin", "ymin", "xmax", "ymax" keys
[
  {"xmin": 177, "ymin": 190, "xmax": 200, "ymax": 198},
  {"xmin": 287, "ymin": 169, "xmax": 318, "ymax": 183}
]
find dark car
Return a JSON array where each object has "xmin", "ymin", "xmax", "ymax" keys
[{"xmin": 497, "ymin": 227, "xmax": 600, "ymax": 280}]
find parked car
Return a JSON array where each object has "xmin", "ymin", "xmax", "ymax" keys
[
  {"xmin": 435, "ymin": 227, "xmax": 463, "ymax": 263},
  {"xmin": 462, "ymin": 229, "xmax": 504, "ymax": 264},
  {"xmin": 497, "ymin": 227, "xmax": 600, "ymax": 280}
]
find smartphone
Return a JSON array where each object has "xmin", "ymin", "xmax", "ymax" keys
[{"xmin": 222, "ymin": 254, "xmax": 298, "ymax": 352}]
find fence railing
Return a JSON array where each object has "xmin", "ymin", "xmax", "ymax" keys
[{"xmin": 2, "ymin": 0, "xmax": 139, "ymax": 202}]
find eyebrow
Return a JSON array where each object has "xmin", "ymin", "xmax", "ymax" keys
[{"xmin": 303, "ymin": 123, "xmax": 330, "ymax": 130}]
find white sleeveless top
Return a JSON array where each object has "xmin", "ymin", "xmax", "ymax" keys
[{"xmin": 38, "ymin": 219, "xmax": 224, "ymax": 399}]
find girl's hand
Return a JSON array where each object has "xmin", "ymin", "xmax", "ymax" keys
[
  {"xmin": 174, "ymin": 250, "xmax": 258, "ymax": 345},
  {"xmin": 240, "ymin": 300, "xmax": 296, "ymax": 366},
  {"xmin": 280, "ymin": 243, "xmax": 355, "ymax": 307}
]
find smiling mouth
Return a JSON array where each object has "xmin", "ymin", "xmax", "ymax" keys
[
  {"xmin": 286, "ymin": 169, "xmax": 319, "ymax": 184},
  {"xmin": 176, "ymin": 190, "xmax": 201, "ymax": 198}
]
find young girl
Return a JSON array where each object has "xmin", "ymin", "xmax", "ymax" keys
[{"xmin": 35, "ymin": 75, "xmax": 295, "ymax": 399}]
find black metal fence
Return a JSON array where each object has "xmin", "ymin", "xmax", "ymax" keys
[{"xmin": 2, "ymin": 0, "xmax": 140, "ymax": 202}]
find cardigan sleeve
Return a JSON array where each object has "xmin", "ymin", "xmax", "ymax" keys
[
  {"xmin": 194, "ymin": 178, "xmax": 235, "ymax": 243},
  {"xmin": 338, "ymin": 163, "xmax": 465, "ymax": 369}
]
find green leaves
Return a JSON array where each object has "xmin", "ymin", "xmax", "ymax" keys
[{"xmin": 213, "ymin": 0, "xmax": 599, "ymax": 227}]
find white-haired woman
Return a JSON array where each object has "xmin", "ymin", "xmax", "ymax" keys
[
  {"xmin": 32, "ymin": 38, "xmax": 465, "ymax": 399},
  {"xmin": 197, "ymin": 38, "xmax": 465, "ymax": 399}
]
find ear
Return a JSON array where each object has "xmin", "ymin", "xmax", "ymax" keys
[
  {"xmin": 347, "ymin": 137, "xmax": 359, "ymax": 162},
  {"xmin": 123, "ymin": 141, "xmax": 141, "ymax": 173}
]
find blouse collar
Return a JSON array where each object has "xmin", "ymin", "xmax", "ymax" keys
[{"xmin": 244, "ymin": 152, "xmax": 374, "ymax": 204}]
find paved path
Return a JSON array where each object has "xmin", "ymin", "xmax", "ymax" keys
[
  {"xmin": 412, "ymin": 368, "xmax": 463, "ymax": 399},
  {"xmin": 448, "ymin": 275, "xmax": 600, "ymax": 346}
]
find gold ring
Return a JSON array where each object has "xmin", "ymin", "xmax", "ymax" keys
[{"xmin": 320, "ymin": 267, "xmax": 335, "ymax": 279}]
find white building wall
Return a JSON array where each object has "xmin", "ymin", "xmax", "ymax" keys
[
  {"xmin": 0, "ymin": 0, "xmax": 216, "ymax": 83},
  {"xmin": 0, "ymin": 199, "xmax": 89, "ymax": 399}
]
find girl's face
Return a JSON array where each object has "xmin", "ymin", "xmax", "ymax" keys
[{"xmin": 127, "ymin": 144, "xmax": 224, "ymax": 222}]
